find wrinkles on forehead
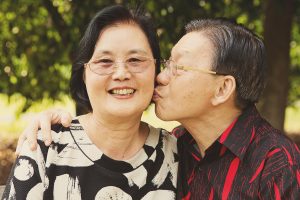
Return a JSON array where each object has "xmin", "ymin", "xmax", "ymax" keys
[{"xmin": 170, "ymin": 46, "xmax": 191, "ymax": 61}]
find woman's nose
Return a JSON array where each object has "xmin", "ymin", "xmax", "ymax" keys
[{"xmin": 111, "ymin": 64, "xmax": 131, "ymax": 81}]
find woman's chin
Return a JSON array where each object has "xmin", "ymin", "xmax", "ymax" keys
[{"xmin": 108, "ymin": 106, "xmax": 145, "ymax": 118}]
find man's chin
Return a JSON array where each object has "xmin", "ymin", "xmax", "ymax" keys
[{"xmin": 155, "ymin": 109, "xmax": 173, "ymax": 121}]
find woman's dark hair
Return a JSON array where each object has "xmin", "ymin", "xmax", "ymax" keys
[{"xmin": 70, "ymin": 5, "xmax": 160, "ymax": 112}]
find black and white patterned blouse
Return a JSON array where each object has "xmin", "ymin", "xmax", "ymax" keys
[{"xmin": 2, "ymin": 120, "xmax": 178, "ymax": 200}]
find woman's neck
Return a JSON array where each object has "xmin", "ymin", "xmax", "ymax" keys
[{"xmin": 78, "ymin": 113, "xmax": 149, "ymax": 160}]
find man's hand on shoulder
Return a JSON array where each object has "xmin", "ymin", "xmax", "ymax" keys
[{"xmin": 15, "ymin": 109, "xmax": 73, "ymax": 155}]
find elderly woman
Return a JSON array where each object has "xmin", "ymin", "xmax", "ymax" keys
[{"xmin": 2, "ymin": 5, "xmax": 177, "ymax": 200}]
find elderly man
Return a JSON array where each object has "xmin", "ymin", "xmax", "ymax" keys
[
  {"xmin": 154, "ymin": 19, "xmax": 300, "ymax": 199},
  {"xmin": 15, "ymin": 19, "xmax": 300, "ymax": 199}
]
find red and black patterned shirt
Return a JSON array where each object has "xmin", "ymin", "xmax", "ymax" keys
[{"xmin": 174, "ymin": 106, "xmax": 300, "ymax": 200}]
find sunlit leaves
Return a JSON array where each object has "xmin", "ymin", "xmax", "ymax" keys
[{"xmin": 0, "ymin": 0, "xmax": 299, "ymax": 111}]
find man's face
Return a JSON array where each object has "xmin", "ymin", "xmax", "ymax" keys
[{"xmin": 153, "ymin": 31, "xmax": 220, "ymax": 122}]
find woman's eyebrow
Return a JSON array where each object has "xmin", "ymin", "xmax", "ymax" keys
[
  {"xmin": 127, "ymin": 49, "xmax": 149, "ymax": 55},
  {"xmin": 92, "ymin": 50, "xmax": 113, "ymax": 56}
]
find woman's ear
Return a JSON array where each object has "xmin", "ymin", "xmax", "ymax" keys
[
  {"xmin": 83, "ymin": 69, "xmax": 86, "ymax": 84},
  {"xmin": 211, "ymin": 75, "xmax": 236, "ymax": 106}
]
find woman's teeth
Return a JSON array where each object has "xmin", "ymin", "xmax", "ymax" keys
[{"xmin": 111, "ymin": 89, "xmax": 135, "ymax": 95}]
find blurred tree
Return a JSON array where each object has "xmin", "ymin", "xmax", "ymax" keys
[
  {"xmin": 0, "ymin": 0, "xmax": 119, "ymax": 113},
  {"xmin": 0, "ymin": 0, "xmax": 71, "ymax": 109},
  {"xmin": 0, "ymin": 0, "xmax": 299, "ymax": 130},
  {"xmin": 259, "ymin": 0, "xmax": 296, "ymax": 130}
]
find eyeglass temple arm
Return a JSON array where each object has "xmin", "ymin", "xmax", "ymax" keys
[{"xmin": 181, "ymin": 66, "xmax": 217, "ymax": 75}]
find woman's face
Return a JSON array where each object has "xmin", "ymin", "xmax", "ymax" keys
[{"xmin": 85, "ymin": 23, "xmax": 156, "ymax": 119}]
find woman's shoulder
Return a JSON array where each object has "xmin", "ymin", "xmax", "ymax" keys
[{"xmin": 146, "ymin": 123, "xmax": 177, "ymax": 151}]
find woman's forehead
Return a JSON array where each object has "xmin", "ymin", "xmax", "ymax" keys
[
  {"xmin": 93, "ymin": 24, "xmax": 152, "ymax": 56},
  {"xmin": 98, "ymin": 23, "xmax": 147, "ymax": 42}
]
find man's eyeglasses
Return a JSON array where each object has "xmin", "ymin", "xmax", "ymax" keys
[
  {"xmin": 84, "ymin": 57, "xmax": 156, "ymax": 76},
  {"xmin": 160, "ymin": 59, "xmax": 223, "ymax": 76}
]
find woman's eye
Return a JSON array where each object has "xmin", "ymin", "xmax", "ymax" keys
[
  {"xmin": 127, "ymin": 58, "xmax": 146, "ymax": 67},
  {"xmin": 98, "ymin": 59, "xmax": 113, "ymax": 64},
  {"xmin": 128, "ymin": 57, "xmax": 143, "ymax": 63},
  {"xmin": 92, "ymin": 59, "xmax": 113, "ymax": 69}
]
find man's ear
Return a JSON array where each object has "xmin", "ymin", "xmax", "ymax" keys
[{"xmin": 211, "ymin": 75, "xmax": 236, "ymax": 106}]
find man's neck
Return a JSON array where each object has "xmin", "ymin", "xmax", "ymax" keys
[{"xmin": 180, "ymin": 107, "xmax": 241, "ymax": 157}]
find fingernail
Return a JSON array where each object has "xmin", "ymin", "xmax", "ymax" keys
[
  {"xmin": 45, "ymin": 140, "xmax": 51, "ymax": 146},
  {"xmin": 31, "ymin": 144, "xmax": 36, "ymax": 150}
]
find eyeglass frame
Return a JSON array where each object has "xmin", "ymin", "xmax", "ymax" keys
[
  {"xmin": 160, "ymin": 59, "xmax": 227, "ymax": 76},
  {"xmin": 84, "ymin": 57, "xmax": 156, "ymax": 76}
]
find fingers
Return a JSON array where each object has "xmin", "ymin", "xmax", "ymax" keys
[
  {"xmin": 50, "ymin": 108, "xmax": 72, "ymax": 127},
  {"xmin": 60, "ymin": 111, "xmax": 72, "ymax": 127},
  {"xmin": 39, "ymin": 109, "xmax": 72, "ymax": 145},
  {"xmin": 15, "ymin": 118, "xmax": 40, "ymax": 155},
  {"xmin": 22, "ymin": 119, "xmax": 39, "ymax": 151},
  {"xmin": 15, "ymin": 108, "xmax": 73, "ymax": 155},
  {"xmin": 27, "ymin": 119, "xmax": 40, "ymax": 151},
  {"xmin": 40, "ymin": 111, "xmax": 53, "ymax": 146},
  {"xmin": 15, "ymin": 133, "xmax": 27, "ymax": 155}
]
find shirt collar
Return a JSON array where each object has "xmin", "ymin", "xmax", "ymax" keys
[
  {"xmin": 217, "ymin": 105, "xmax": 262, "ymax": 160},
  {"xmin": 175, "ymin": 105, "xmax": 262, "ymax": 161}
]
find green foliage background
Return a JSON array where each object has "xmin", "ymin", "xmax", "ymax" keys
[{"xmin": 0, "ymin": 0, "xmax": 299, "ymax": 113}]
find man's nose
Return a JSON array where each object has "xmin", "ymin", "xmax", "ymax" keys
[{"xmin": 156, "ymin": 69, "xmax": 170, "ymax": 86}]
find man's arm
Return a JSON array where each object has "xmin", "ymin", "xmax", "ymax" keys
[{"xmin": 15, "ymin": 109, "xmax": 72, "ymax": 154}]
